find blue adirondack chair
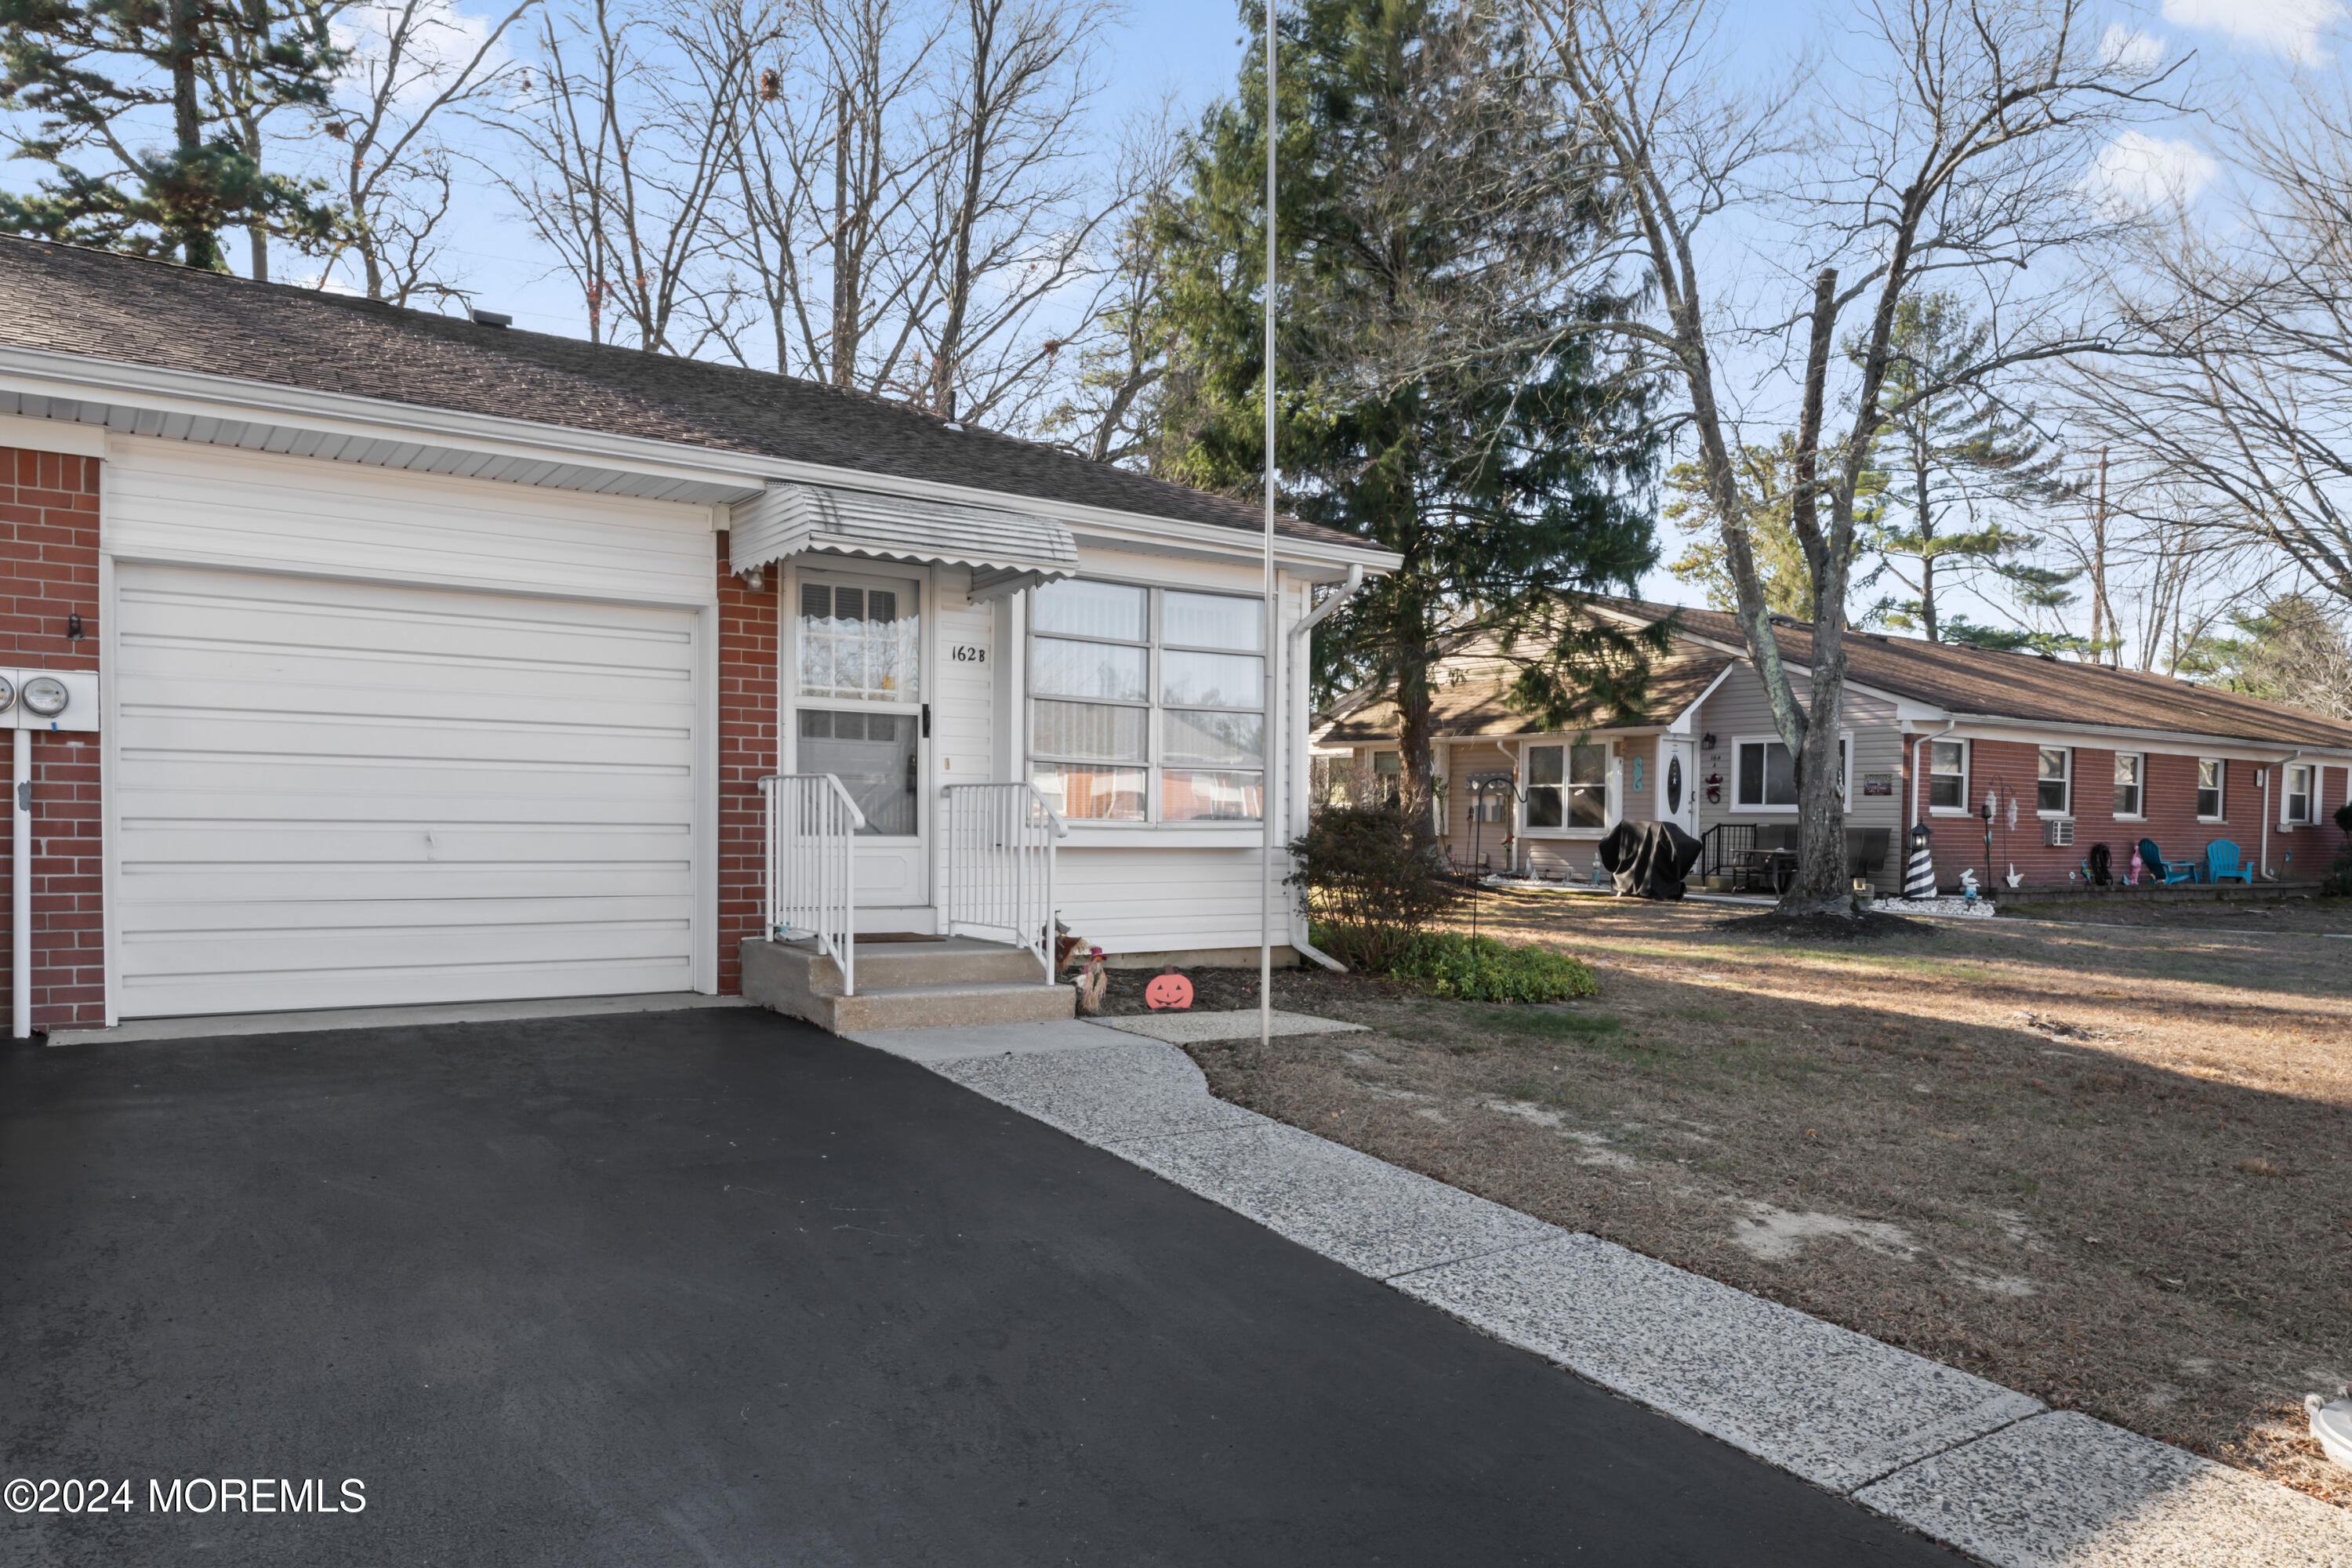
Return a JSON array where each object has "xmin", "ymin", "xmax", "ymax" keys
[
  {"xmin": 2203, "ymin": 840, "xmax": 2252, "ymax": 884},
  {"xmin": 2138, "ymin": 838, "xmax": 2197, "ymax": 885}
]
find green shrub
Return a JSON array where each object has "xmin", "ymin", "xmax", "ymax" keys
[
  {"xmin": 1287, "ymin": 804, "xmax": 1459, "ymax": 971},
  {"xmin": 1315, "ymin": 924, "xmax": 1599, "ymax": 1004},
  {"xmin": 2328, "ymin": 804, "xmax": 2352, "ymax": 896}
]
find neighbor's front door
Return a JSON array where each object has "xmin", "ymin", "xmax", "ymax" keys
[
  {"xmin": 1660, "ymin": 738, "xmax": 1697, "ymax": 837},
  {"xmin": 793, "ymin": 567, "xmax": 931, "ymax": 922}
]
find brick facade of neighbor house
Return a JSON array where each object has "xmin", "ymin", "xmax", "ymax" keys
[
  {"xmin": 715, "ymin": 535, "xmax": 779, "ymax": 996},
  {"xmin": 0, "ymin": 447, "xmax": 103, "ymax": 1029},
  {"xmin": 1908, "ymin": 738, "xmax": 2347, "ymax": 890}
]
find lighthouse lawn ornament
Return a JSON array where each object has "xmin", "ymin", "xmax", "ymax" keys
[{"xmin": 1904, "ymin": 822, "xmax": 1936, "ymax": 900}]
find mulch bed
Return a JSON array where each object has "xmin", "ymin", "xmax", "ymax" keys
[{"xmin": 1711, "ymin": 909, "xmax": 1932, "ymax": 942}]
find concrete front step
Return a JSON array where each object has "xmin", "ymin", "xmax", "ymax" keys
[
  {"xmin": 796, "ymin": 935, "xmax": 1050, "ymax": 990},
  {"xmin": 740, "ymin": 937, "xmax": 1073, "ymax": 1034}
]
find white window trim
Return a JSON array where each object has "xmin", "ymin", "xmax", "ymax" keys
[
  {"xmin": 1025, "ymin": 576, "xmax": 1270, "ymax": 829},
  {"xmin": 2111, "ymin": 750, "xmax": 2147, "ymax": 822},
  {"xmin": 2281, "ymin": 762, "xmax": 2317, "ymax": 828},
  {"xmin": 2195, "ymin": 756, "xmax": 2226, "ymax": 823},
  {"xmin": 1732, "ymin": 733, "xmax": 1854, "ymax": 813},
  {"xmin": 1926, "ymin": 736, "xmax": 1972, "ymax": 818},
  {"xmin": 2035, "ymin": 746, "xmax": 2074, "ymax": 819},
  {"xmin": 1519, "ymin": 736, "xmax": 1613, "ymax": 839}
]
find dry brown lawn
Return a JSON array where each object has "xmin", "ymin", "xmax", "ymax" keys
[{"xmin": 1104, "ymin": 891, "xmax": 2352, "ymax": 1508}]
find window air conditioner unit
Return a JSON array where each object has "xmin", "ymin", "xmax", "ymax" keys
[{"xmin": 2043, "ymin": 818, "xmax": 2074, "ymax": 848}]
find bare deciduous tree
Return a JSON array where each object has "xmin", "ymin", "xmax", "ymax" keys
[
  {"xmin": 706, "ymin": 0, "xmax": 944, "ymax": 386},
  {"xmin": 915, "ymin": 0, "xmax": 1114, "ymax": 424},
  {"xmin": 2075, "ymin": 82, "xmax": 2352, "ymax": 619},
  {"xmin": 495, "ymin": 0, "xmax": 759, "ymax": 350},
  {"xmin": 324, "ymin": 0, "xmax": 537, "ymax": 304},
  {"xmin": 1535, "ymin": 0, "xmax": 2183, "ymax": 913}
]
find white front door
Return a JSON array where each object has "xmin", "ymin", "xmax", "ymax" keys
[
  {"xmin": 790, "ymin": 567, "xmax": 931, "ymax": 923},
  {"xmin": 1660, "ymin": 739, "xmax": 1697, "ymax": 835}
]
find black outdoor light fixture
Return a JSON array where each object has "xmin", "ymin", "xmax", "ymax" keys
[{"xmin": 64, "ymin": 612, "xmax": 82, "ymax": 642}]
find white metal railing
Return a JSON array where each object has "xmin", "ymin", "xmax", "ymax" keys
[
  {"xmin": 760, "ymin": 773, "xmax": 866, "ymax": 996},
  {"xmin": 942, "ymin": 782, "xmax": 1068, "ymax": 981}
]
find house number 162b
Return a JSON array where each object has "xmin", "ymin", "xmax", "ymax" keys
[{"xmin": 950, "ymin": 645, "xmax": 988, "ymax": 663}]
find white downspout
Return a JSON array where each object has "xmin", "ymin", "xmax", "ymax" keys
[
  {"xmin": 2259, "ymin": 766, "xmax": 2271, "ymax": 880},
  {"xmin": 1911, "ymin": 720, "xmax": 1957, "ymax": 834},
  {"xmin": 2265, "ymin": 750, "xmax": 2303, "ymax": 880},
  {"xmin": 13, "ymin": 725, "xmax": 28, "ymax": 1040},
  {"xmin": 1287, "ymin": 565, "xmax": 1365, "ymax": 973}
]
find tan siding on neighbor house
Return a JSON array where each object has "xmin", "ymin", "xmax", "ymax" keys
[
  {"xmin": 1439, "ymin": 742, "xmax": 1517, "ymax": 872},
  {"xmin": 1693, "ymin": 666, "xmax": 1905, "ymax": 893}
]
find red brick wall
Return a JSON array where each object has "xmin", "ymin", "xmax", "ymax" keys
[
  {"xmin": 1908, "ymin": 735, "xmax": 2347, "ymax": 891},
  {"xmin": 716, "ymin": 535, "xmax": 778, "ymax": 994},
  {"xmin": 0, "ymin": 448, "xmax": 103, "ymax": 1029}
]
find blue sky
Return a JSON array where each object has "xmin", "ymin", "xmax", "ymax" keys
[{"xmin": 7, "ymin": 0, "xmax": 2345, "ymax": 634}]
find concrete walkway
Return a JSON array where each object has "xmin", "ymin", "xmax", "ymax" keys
[{"xmin": 848, "ymin": 1019, "xmax": 2352, "ymax": 1568}]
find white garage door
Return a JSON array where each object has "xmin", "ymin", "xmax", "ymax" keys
[{"xmin": 114, "ymin": 563, "xmax": 701, "ymax": 1018}]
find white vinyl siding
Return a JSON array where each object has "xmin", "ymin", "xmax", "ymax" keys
[
  {"xmin": 103, "ymin": 437, "xmax": 716, "ymax": 606},
  {"xmin": 112, "ymin": 563, "xmax": 700, "ymax": 1018}
]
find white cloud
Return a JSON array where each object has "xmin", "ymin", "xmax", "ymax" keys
[
  {"xmin": 2086, "ymin": 131, "xmax": 2220, "ymax": 214},
  {"xmin": 2100, "ymin": 24, "xmax": 2167, "ymax": 74},
  {"xmin": 2161, "ymin": 0, "xmax": 2346, "ymax": 64}
]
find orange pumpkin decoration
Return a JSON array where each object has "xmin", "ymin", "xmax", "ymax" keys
[{"xmin": 1145, "ymin": 973, "xmax": 1193, "ymax": 1011}]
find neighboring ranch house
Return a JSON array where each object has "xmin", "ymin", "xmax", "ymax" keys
[
  {"xmin": 0, "ymin": 237, "xmax": 1395, "ymax": 1036},
  {"xmin": 1323, "ymin": 602, "xmax": 2352, "ymax": 895}
]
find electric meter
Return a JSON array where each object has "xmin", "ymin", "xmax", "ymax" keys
[
  {"xmin": 21, "ymin": 676, "xmax": 67, "ymax": 717},
  {"xmin": 0, "ymin": 677, "xmax": 15, "ymax": 713}
]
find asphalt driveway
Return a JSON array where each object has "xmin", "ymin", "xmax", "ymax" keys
[{"xmin": 0, "ymin": 1007, "xmax": 1951, "ymax": 1566}]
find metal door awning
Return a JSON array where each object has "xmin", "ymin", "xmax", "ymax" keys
[{"xmin": 729, "ymin": 481, "xmax": 1079, "ymax": 599}]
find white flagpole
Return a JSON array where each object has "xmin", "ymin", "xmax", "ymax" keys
[{"xmin": 1259, "ymin": 0, "xmax": 1277, "ymax": 1053}]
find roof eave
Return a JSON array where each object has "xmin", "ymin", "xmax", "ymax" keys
[
  {"xmin": 0, "ymin": 343, "xmax": 1400, "ymax": 577},
  {"xmin": 1944, "ymin": 712, "xmax": 2352, "ymax": 758}
]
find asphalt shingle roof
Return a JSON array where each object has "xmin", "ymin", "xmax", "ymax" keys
[
  {"xmin": 1323, "ymin": 650, "xmax": 1733, "ymax": 743},
  {"xmin": 0, "ymin": 236, "xmax": 1359, "ymax": 548},
  {"xmin": 1645, "ymin": 604, "xmax": 2352, "ymax": 752}
]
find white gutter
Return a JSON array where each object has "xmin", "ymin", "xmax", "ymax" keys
[
  {"xmin": 0, "ymin": 347, "xmax": 1401, "ymax": 576},
  {"xmin": 1287, "ymin": 566, "xmax": 1365, "ymax": 972},
  {"xmin": 1940, "ymin": 713, "xmax": 2351, "ymax": 761}
]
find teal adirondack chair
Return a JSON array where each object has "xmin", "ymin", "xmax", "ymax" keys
[
  {"xmin": 2204, "ymin": 840, "xmax": 2252, "ymax": 884},
  {"xmin": 2138, "ymin": 839, "xmax": 2197, "ymax": 885}
]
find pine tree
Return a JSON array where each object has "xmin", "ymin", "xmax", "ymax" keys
[
  {"xmin": 1861, "ymin": 292, "xmax": 2066, "ymax": 641},
  {"xmin": 1663, "ymin": 432, "xmax": 1883, "ymax": 622},
  {"xmin": 0, "ymin": 0, "xmax": 345, "ymax": 270},
  {"xmin": 1150, "ymin": 0, "xmax": 1664, "ymax": 800}
]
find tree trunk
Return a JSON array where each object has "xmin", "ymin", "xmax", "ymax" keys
[
  {"xmin": 169, "ymin": 0, "xmax": 219, "ymax": 271},
  {"xmin": 1916, "ymin": 435, "xmax": 1937, "ymax": 641},
  {"xmin": 1394, "ymin": 641, "xmax": 1435, "ymax": 822},
  {"xmin": 830, "ymin": 89, "xmax": 858, "ymax": 388},
  {"xmin": 1778, "ymin": 267, "xmax": 1857, "ymax": 916}
]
